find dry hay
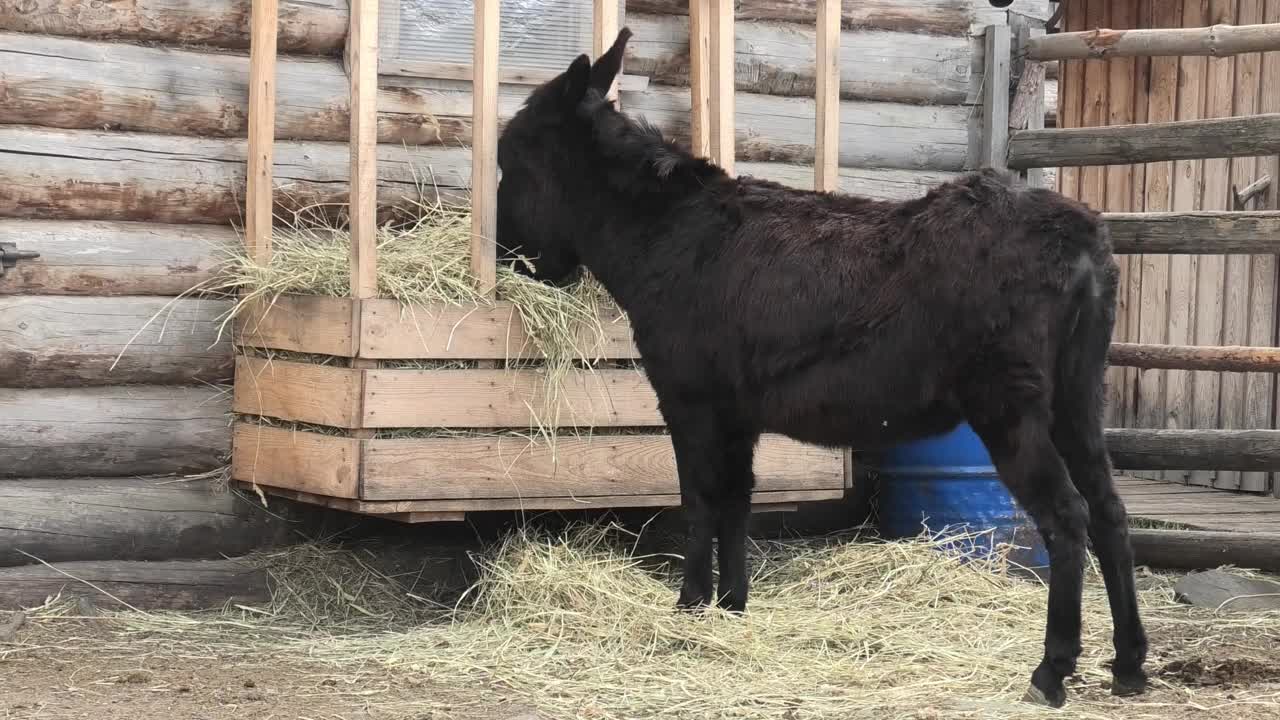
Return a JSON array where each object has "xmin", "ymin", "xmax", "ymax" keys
[{"xmin": 11, "ymin": 527, "xmax": 1280, "ymax": 720}]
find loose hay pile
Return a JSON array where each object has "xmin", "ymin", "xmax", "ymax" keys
[{"xmin": 15, "ymin": 528, "xmax": 1280, "ymax": 720}]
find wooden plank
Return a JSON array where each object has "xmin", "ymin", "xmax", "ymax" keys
[
  {"xmin": 737, "ymin": 162, "xmax": 954, "ymax": 200},
  {"xmin": 1127, "ymin": 529, "xmax": 1280, "ymax": 571},
  {"xmin": 244, "ymin": 482, "xmax": 846, "ymax": 514},
  {"xmin": 361, "ymin": 434, "xmax": 844, "ymax": 501},
  {"xmin": 1056, "ymin": 0, "xmax": 1085, "ymax": 199},
  {"xmin": 688, "ymin": 0, "xmax": 712, "ymax": 158},
  {"xmin": 1105, "ymin": 210, "xmax": 1280, "ymax": 253},
  {"xmin": 1027, "ymin": 21, "xmax": 1280, "ymax": 61},
  {"xmin": 0, "ymin": 296, "xmax": 234, "ymax": 387},
  {"xmin": 0, "ymin": 220, "xmax": 234, "ymax": 296},
  {"xmin": 471, "ymin": 0, "xmax": 500, "ymax": 297},
  {"xmin": 349, "ymin": 0, "xmax": 378, "ymax": 299},
  {"xmin": 1080, "ymin": 0, "xmax": 1112, "ymax": 424},
  {"xmin": 245, "ymin": 0, "xmax": 278, "ymax": 264},
  {"xmin": 980, "ymin": 24, "xmax": 1011, "ymax": 170},
  {"xmin": 231, "ymin": 422, "xmax": 361, "ymax": 499},
  {"xmin": 709, "ymin": 0, "xmax": 736, "ymax": 174},
  {"xmin": 232, "ymin": 356, "xmax": 362, "ymax": 427},
  {"xmin": 360, "ymin": 368, "xmax": 663, "ymax": 428},
  {"xmin": 813, "ymin": 0, "xmax": 841, "ymax": 191},
  {"xmin": 0, "ymin": 478, "xmax": 289, "ymax": 568},
  {"xmin": 1106, "ymin": 427, "xmax": 1280, "ymax": 471},
  {"xmin": 594, "ymin": 0, "xmax": 622, "ymax": 101},
  {"xmin": 1109, "ymin": 342, "xmax": 1280, "ymax": 372},
  {"xmin": 1125, "ymin": 0, "xmax": 1154, "ymax": 435},
  {"xmin": 1008, "ymin": 112, "xmax": 1280, "ymax": 169},
  {"xmin": 235, "ymin": 294, "xmax": 357, "ymax": 357},
  {"xmin": 0, "ymin": 0, "xmax": 348, "ymax": 54},
  {"xmin": 0, "ymin": 386, "xmax": 229, "ymax": 478},
  {"xmin": 0, "ymin": 559, "xmax": 270, "ymax": 612},
  {"xmin": 627, "ymin": 0, "xmax": 1035, "ymax": 36},
  {"xmin": 0, "ymin": 126, "xmax": 469, "ymax": 225}
]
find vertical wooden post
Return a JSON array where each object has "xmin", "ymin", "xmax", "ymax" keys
[
  {"xmin": 245, "ymin": 0, "xmax": 278, "ymax": 264},
  {"xmin": 471, "ymin": 0, "xmax": 500, "ymax": 298},
  {"xmin": 708, "ymin": 0, "xmax": 735, "ymax": 174},
  {"xmin": 814, "ymin": 0, "xmax": 840, "ymax": 192},
  {"xmin": 981, "ymin": 24, "xmax": 1011, "ymax": 170},
  {"xmin": 593, "ymin": 0, "xmax": 621, "ymax": 103},
  {"xmin": 688, "ymin": 0, "xmax": 711, "ymax": 158},
  {"xmin": 349, "ymin": 0, "xmax": 378, "ymax": 299},
  {"xmin": 1009, "ymin": 14, "xmax": 1047, "ymax": 187}
]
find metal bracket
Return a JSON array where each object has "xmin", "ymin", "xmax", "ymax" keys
[{"xmin": 0, "ymin": 242, "xmax": 40, "ymax": 278}]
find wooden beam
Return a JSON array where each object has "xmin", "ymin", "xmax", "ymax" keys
[
  {"xmin": 471, "ymin": 0, "xmax": 500, "ymax": 297},
  {"xmin": 1106, "ymin": 428, "xmax": 1280, "ymax": 471},
  {"xmin": 687, "ymin": 0, "xmax": 712, "ymax": 157},
  {"xmin": 0, "ymin": 559, "xmax": 270, "ymax": 612},
  {"xmin": 980, "ymin": 24, "xmax": 1011, "ymax": 170},
  {"xmin": 1234, "ymin": 173, "xmax": 1271, "ymax": 209},
  {"xmin": 709, "ymin": 0, "xmax": 736, "ymax": 174},
  {"xmin": 348, "ymin": 0, "xmax": 378, "ymax": 299},
  {"xmin": 1128, "ymin": 529, "xmax": 1280, "ymax": 573},
  {"xmin": 1105, "ymin": 210, "xmax": 1280, "ymax": 254},
  {"xmin": 245, "ymin": 0, "xmax": 278, "ymax": 264},
  {"xmin": 1109, "ymin": 342, "xmax": 1280, "ymax": 372},
  {"xmin": 1027, "ymin": 22, "xmax": 1280, "ymax": 61},
  {"xmin": 594, "ymin": 0, "xmax": 621, "ymax": 101},
  {"xmin": 814, "ymin": 0, "xmax": 841, "ymax": 192},
  {"xmin": 1008, "ymin": 113, "xmax": 1280, "ymax": 169}
]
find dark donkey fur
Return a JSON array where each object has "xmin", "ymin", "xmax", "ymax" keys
[{"xmin": 495, "ymin": 30, "xmax": 1148, "ymax": 707}]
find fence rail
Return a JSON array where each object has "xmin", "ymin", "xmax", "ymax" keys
[
  {"xmin": 1026, "ymin": 22, "xmax": 1280, "ymax": 61},
  {"xmin": 1109, "ymin": 343, "xmax": 1280, "ymax": 373},
  {"xmin": 1106, "ymin": 429, "xmax": 1280, "ymax": 472},
  {"xmin": 1105, "ymin": 211, "xmax": 1280, "ymax": 254}
]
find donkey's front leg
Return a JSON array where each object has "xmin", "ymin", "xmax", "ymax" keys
[
  {"xmin": 669, "ymin": 410, "xmax": 721, "ymax": 610},
  {"xmin": 714, "ymin": 428, "xmax": 758, "ymax": 613}
]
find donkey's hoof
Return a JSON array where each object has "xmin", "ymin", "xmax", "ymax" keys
[
  {"xmin": 1111, "ymin": 671, "xmax": 1149, "ymax": 697},
  {"xmin": 1022, "ymin": 683, "xmax": 1067, "ymax": 709}
]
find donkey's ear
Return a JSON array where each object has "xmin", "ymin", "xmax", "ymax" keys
[
  {"xmin": 589, "ymin": 27, "xmax": 632, "ymax": 93},
  {"xmin": 560, "ymin": 54, "xmax": 592, "ymax": 105}
]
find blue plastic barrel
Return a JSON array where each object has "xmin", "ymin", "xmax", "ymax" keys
[{"xmin": 875, "ymin": 422, "xmax": 1050, "ymax": 570}]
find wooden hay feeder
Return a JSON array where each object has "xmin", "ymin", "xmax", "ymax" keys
[{"xmin": 229, "ymin": 0, "xmax": 848, "ymax": 523}]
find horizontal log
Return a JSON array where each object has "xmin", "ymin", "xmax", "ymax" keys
[
  {"xmin": 0, "ymin": 126, "xmax": 468, "ymax": 224},
  {"xmin": 1108, "ymin": 343, "xmax": 1280, "ymax": 372},
  {"xmin": 1128, "ymin": 529, "xmax": 1280, "ymax": 573},
  {"xmin": 0, "ymin": 559, "xmax": 269, "ymax": 611},
  {"xmin": 626, "ymin": 0, "xmax": 1035, "ymax": 35},
  {"xmin": 625, "ymin": 13, "xmax": 974, "ymax": 104},
  {"xmin": 0, "ymin": 296, "xmax": 234, "ymax": 387},
  {"xmin": 1105, "ymin": 211, "xmax": 1280, "ymax": 254},
  {"xmin": 1027, "ymin": 23, "xmax": 1280, "ymax": 61},
  {"xmin": 1106, "ymin": 429, "xmax": 1280, "ymax": 472},
  {"xmin": 740, "ymin": 162, "xmax": 955, "ymax": 199},
  {"xmin": 0, "ymin": 33, "xmax": 971, "ymax": 173},
  {"xmin": 1008, "ymin": 113, "xmax": 1280, "ymax": 169},
  {"xmin": 0, "ymin": 0, "xmax": 347, "ymax": 54},
  {"xmin": 0, "ymin": 478, "xmax": 291, "ymax": 568},
  {"xmin": 0, "ymin": 220, "xmax": 236, "ymax": 296},
  {"xmin": 0, "ymin": 385, "xmax": 230, "ymax": 478}
]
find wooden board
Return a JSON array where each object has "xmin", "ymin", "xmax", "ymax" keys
[
  {"xmin": 360, "ymin": 434, "xmax": 845, "ymax": 500},
  {"xmin": 0, "ymin": 296, "xmax": 234, "ymax": 387},
  {"xmin": 1106, "ymin": 428, "xmax": 1280, "ymax": 472},
  {"xmin": 0, "ymin": 559, "xmax": 270, "ymax": 612},
  {"xmin": 0, "ymin": 125, "xmax": 469, "ymax": 225},
  {"xmin": 0, "ymin": 477, "xmax": 289, "ymax": 568},
  {"xmin": 1105, "ymin": 211, "xmax": 1280, "ymax": 254},
  {"xmin": 626, "ymin": 0, "xmax": 1039, "ymax": 36},
  {"xmin": 232, "ymin": 356, "xmax": 362, "ymax": 428},
  {"xmin": 244, "ymin": 0, "xmax": 278, "ymax": 265},
  {"xmin": 361, "ymin": 368, "xmax": 663, "ymax": 428},
  {"xmin": 231, "ymin": 422, "xmax": 361, "ymax": 499},
  {"xmin": 0, "ymin": 220, "xmax": 236, "ymax": 296},
  {"xmin": 0, "ymin": 385, "xmax": 230, "ymax": 478},
  {"xmin": 235, "ymin": 294, "xmax": 356, "ymax": 357}
]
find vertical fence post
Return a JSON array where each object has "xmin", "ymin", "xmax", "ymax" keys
[
  {"xmin": 349, "ymin": 0, "xmax": 379, "ymax": 300},
  {"xmin": 981, "ymin": 24, "xmax": 1012, "ymax": 170},
  {"xmin": 688, "ymin": 0, "xmax": 711, "ymax": 158},
  {"xmin": 709, "ymin": 0, "xmax": 735, "ymax": 175},
  {"xmin": 471, "ymin": 0, "xmax": 500, "ymax": 298},
  {"xmin": 1009, "ymin": 14, "xmax": 1047, "ymax": 187},
  {"xmin": 814, "ymin": 0, "xmax": 840, "ymax": 192},
  {"xmin": 245, "ymin": 0, "xmax": 278, "ymax": 264},
  {"xmin": 594, "ymin": 0, "xmax": 621, "ymax": 103}
]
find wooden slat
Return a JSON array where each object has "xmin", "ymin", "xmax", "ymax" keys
[
  {"xmin": 235, "ymin": 294, "xmax": 357, "ymax": 357},
  {"xmin": 1056, "ymin": 0, "xmax": 1085, "ymax": 199},
  {"xmin": 1106, "ymin": 427, "xmax": 1280, "ymax": 471},
  {"xmin": 813, "ymin": 0, "xmax": 841, "ymax": 191},
  {"xmin": 471, "ymin": 0, "xmax": 500, "ymax": 297},
  {"xmin": 361, "ymin": 434, "xmax": 844, "ymax": 501},
  {"xmin": 594, "ymin": 0, "xmax": 621, "ymax": 100},
  {"xmin": 1124, "ymin": 0, "xmax": 1154, "ymax": 434},
  {"xmin": 1109, "ymin": 342, "xmax": 1280, "ymax": 372},
  {"xmin": 360, "ymin": 369, "xmax": 663, "ymax": 428},
  {"xmin": 245, "ymin": 0, "xmax": 278, "ymax": 264},
  {"xmin": 232, "ymin": 356, "xmax": 362, "ymax": 427},
  {"xmin": 980, "ymin": 24, "xmax": 1011, "ymax": 170},
  {"xmin": 231, "ymin": 422, "xmax": 361, "ymax": 499},
  {"xmin": 1027, "ymin": 21, "xmax": 1280, "ymax": 60},
  {"xmin": 1008, "ymin": 112, "xmax": 1280, "ymax": 169},
  {"xmin": 688, "ymin": 0, "xmax": 712, "ymax": 158},
  {"xmin": 1105, "ymin": 210, "xmax": 1280, "ymax": 253},
  {"xmin": 0, "ymin": 296, "xmax": 234, "ymax": 387},
  {"xmin": 0, "ymin": 385, "xmax": 229, "ymax": 478},
  {"xmin": 709, "ymin": 0, "xmax": 736, "ymax": 174},
  {"xmin": 0, "ymin": 220, "xmax": 236, "ymax": 297},
  {"xmin": 1102, "ymin": 0, "xmax": 1137, "ymax": 429},
  {"xmin": 1080, "ymin": 0, "xmax": 1111, "ymax": 424},
  {"xmin": 349, "ymin": 0, "xmax": 379, "ymax": 299}
]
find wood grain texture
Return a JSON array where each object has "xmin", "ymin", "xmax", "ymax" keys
[
  {"xmin": 1105, "ymin": 210, "xmax": 1280, "ymax": 253},
  {"xmin": 1106, "ymin": 428, "xmax": 1280, "ymax": 471},
  {"xmin": 1027, "ymin": 20, "xmax": 1280, "ymax": 61},
  {"xmin": 470, "ymin": 0, "xmax": 500, "ymax": 297},
  {"xmin": 0, "ymin": 559, "xmax": 270, "ymax": 612},
  {"xmin": 1109, "ymin": 342, "xmax": 1280, "ymax": 372},
  {"xmin": 737, "ymin": 162, "xmax": 955, "ymax": 199},
  {"xmin": 626, "ymin": 0, "xmax": 1044, "ymax": 36},
  {"xmin": 231, "ymin": 422, "xmax": 360, "ymax": 498},
  {"xmin": 361, "ymin": 369, "xmax": 663, "ymax": 428},
  {"xmin": 0, "ymin": 385, "xmax": 230, "ymax": 478},
  {"xmin": 709, "ymin": 0, "xmax": 736, "ymax": 174},
  {"xmin": 349, "ymin": 0, "xmax": 379, "ymax": 299},
  {"xmin": 0, "ymin": 296, "xmax": 234, "ymax": 387},
  {"xmin": 980, "ymin": 24, "xmax": 1011, "ymax": 170},
  {"xmin": 1127, "ymin": 529, "xmax": 1280, "ymax": 572},
  {"xmin": 0, "ymin": 478, "xmax": 290, "ymax": 568},
  {"xmin": 688, "ymin": 0, "xmax": 712, "ymax": 158},
  {"xmin": 0, "ymin": 125, "xmax": 469, "ymax": 225},
  {"xmin": 361, "ymin": 434, "xmax": 844, "ymax": 500},
  {"xmin": 245, "ymin": 0, "xmax": 278, "ymax": 264},
  {"xmin": 232, "ymin": 356, "xmax": 361, "ymax": 427},
  {"xmin": 813, "ymin": 0, "xmax": 841, "ymax": 191},
  {"xmin": 0, "ymin": 220, "xmax": 235, "ymax": 296},
  {"xmin": 235, "ymin": 294, "xmax": 356, "ymax": 357}
]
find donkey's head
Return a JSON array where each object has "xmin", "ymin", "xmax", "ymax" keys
[{"xmin": 496, "ymin": 28, "xmax": 632, "ymax": 284}]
